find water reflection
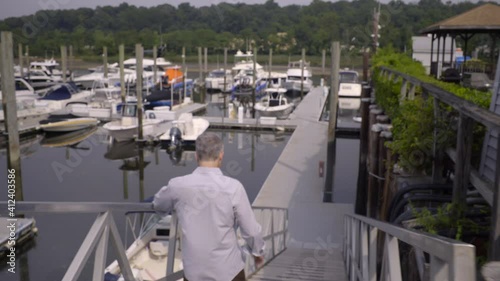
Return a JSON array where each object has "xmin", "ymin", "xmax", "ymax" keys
[
  {"xmin": 0, "ymin": 128, "xmax": 290, "ymax": 281},
  {"xmin": 40, "ymin": 127, "xmax": 98, "ymax": 148}
]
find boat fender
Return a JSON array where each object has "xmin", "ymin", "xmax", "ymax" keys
[{"xmin": 148, "ymin": 112, "xmax": 156, "ymax": 119}]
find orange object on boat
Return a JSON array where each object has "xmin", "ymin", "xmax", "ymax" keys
[{"xmin": 163, "ymin": 66, "xmax": 184, "ymax": 87}]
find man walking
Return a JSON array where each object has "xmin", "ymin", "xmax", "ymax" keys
[{"xmin": 153, "ymin": 132, "xmax": 265, "ymax": 281}]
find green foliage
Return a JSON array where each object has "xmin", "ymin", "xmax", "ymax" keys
[
  {"xmin": 412, "ymin": 203, "xmax": 488, "ymax": 241},
  {"xmin": 372, "ymin": 49, "xmax": 492, "ymax": 173}
]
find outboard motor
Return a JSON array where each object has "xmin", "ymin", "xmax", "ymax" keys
[{"xmin": 169, "ymin": 126, "xmax": 183, "ymax": 150}]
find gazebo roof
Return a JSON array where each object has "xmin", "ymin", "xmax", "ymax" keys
[{"xmin": 420, "ymin": 3, "xmax": 500, "ymax": 34}]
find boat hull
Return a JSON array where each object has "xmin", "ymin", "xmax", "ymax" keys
[
  {"xmin": 38, "ymin": 118, "xmax": 99, "ymax": 132},
  {"xmin": 103, "ymin": 119, "xmax": 170, "ymax": 142},
  {"xmin": 255, "ymin": 104, "xmax": 294, "ymax": 119}
]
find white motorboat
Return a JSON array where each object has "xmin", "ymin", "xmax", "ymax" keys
[
  {"xmin": 262, "ymin": 71, "xmax": 287, "ymax": 89},
  {"xmin": 338, "ymin": 69, "xmax": 362, "ymax": 110},
  {"xmin": 0, "ymin": 218, "xmax": 38, "ymax": 256},
  {"xmin": 160, "ymin": 113, "xmax": 210, "ymax": 149},
  {"xmin": 38, "ymin": 117, "xmax": 100, "ymax": 132},
  {"xmin": 73, "ymin": 65, "xmax": 124, "ymax": 90},
  {"xmin": 284, "ymin": 60, "xmax": 313, "ymax": 98},
  {"xmin": 0, "ymin": 78, "xmax": 38, "ymax": 102},
  {"xmin": 103, "ymin": 103, "xmax": 170, "ymax": 142},
  {"xmin": 41, "ymin": 126, "xmax": 98, "ymax": 148},
  {"xmin": 23, "ymin": 69, "xmax": 62, "ymax": 90},
  {"xmin": 68, "ymin": 79, "xmax": 129, "ymax": 119},
  {"xmin": 254, "ymin": 88, "xmax": 294, "ymax": 119},
  {"xmin": 205, "ymin": 69, "xmax": 233, "ymax": 93},
  {"xmin": 105, "ymin": 215, "xmax": 183, "ymax": 281},
  {"xmin": 34, "ymin": 83, "xmax": 95, "ymax": 111}
]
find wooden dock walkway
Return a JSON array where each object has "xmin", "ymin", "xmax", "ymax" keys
[{"xmin": 251, "ymin": 87, "xmax": 352, "ymax": 280}]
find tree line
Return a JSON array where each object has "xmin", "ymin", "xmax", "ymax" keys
[{"xmin": 0, "ymin": 0, "xmax": 492, "ymax": 58}]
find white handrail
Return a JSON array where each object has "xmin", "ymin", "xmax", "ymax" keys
[{"xmin": 344, "ymin": 214, "xmax": 476, "ymax": 281}]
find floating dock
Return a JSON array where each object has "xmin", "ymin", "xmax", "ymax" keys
[{"xmin": 250, "ymin": 87, "xmax": 352, "ymax": 280}]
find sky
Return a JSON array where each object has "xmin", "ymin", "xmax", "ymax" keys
[{"xmin": 0, "ymin": 0, "xmax": 483, "ymax": 20}]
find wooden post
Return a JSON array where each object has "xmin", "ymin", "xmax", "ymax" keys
[
  {"xmin": 198, "ymin": 47, "xmax": 203, "ymax": 81},
  {"xmin": 182, "ymin": 46, "xmax": 186, "ymax": 104},
  {"xmin": 368, "ymin": 124, "xmax": 382, "ymax": 218},
  {"xmin": 26, "ymin": 46, "xmax": 30, "ymax": 79},
  {"xmin": 452, "ymin": 113, "xmax": 473, "ymax": 208},
  {"xmin": 119, "ymin": 44, "xmax": 125, "ymax": 103},
  {"xmin": 322, "ymin": 49, "xmax": 326, "ymax": 77},
  {"xmin": 355, "ymin": 86, "xmax": 372, "ymax": 215},
  {"xmin": 432, "ymin": 98, "xmax": 444, "ymax": 183},
  {"xmin": 204, "ymin": 47, "xmax": 208, "ymax": 73},
  {"xmin": 301, "ymin": 48, "xmax": 305, "ymax": 100},
  {"xmin": 223, "ymin": 47, "xmax": 228, "ymax": 112},
  {"xmin": 1, "ymin": 32, "xmax": 23, "ymax": 201},
  {"xmin": 103, "ymin": 46, "xmax": 108, "ymax": 79},
  {"xmin": 489, "ymin": 134, "xmax": 500, "ymax": 260},
  {"xmin": 69, "ymin": 45, "xmax": 73, "ymax": 79},
  {"xmin": 61, "ymin": 45, "xmax": 67, "ymax": 83},
  {"xmin": 363, "ymin": 51, "xmax": 369, "ymax": 82},
  {"xmin": 153, "ymin": 45, "xmax": 158, "ymax": 88},
  {"xmin": 18, "ymin": 43, "xmax": 24, "ymax": 77},
  {"xmin": 377, "ymin": 129, "xmax": 390, "ymax": 217},
  {"xmin": 268, "ymin": 48, "xmax": 273, "ymax": 88},
  {"xmin": 136, "ymin": 44, "xmax": 144, "ymax": 141},
  {"xmin": 324, "ymin": 42, "xmax": 340, "ymax": 202},
  {"xmin": 380, "ymin": 136, "xmax": 394, "ymax": 221},
  {"xmin": 252, "ymin": 47, "xmax": 257, "ymax": 119}
]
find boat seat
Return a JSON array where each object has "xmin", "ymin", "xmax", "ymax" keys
[
  {"xmin": 269, "ymin": 99, "xmax": 280, "ymax": 107},
  {"xmin": 178, "ymin": 113, "xmax": 194, "ymax": 136},
  {"xmin": 149, "ymin": 240, "xmax": 169, "ymax": 257}
]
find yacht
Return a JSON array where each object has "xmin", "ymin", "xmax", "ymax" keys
[
  {"xmin": 205, "ymin": 69, "xmax": 233, "ymax": 93},
  {"xmin": 34, "ymin": 82, "xmax": 94, "ymax": 112},
  {"xmin": 338, "ymin": 69, "xmax": 362, "ymax": 110},
  {"xmin": 73, "ymin": 65, "xmax": 125, "ymax": 90},
  {"xmin": 254, "ymin": 88, "xmax": 294, "ymax": 119},
  {"xmin": 284, "ymin": 60, "xmax": 313, "ymax": 98}
]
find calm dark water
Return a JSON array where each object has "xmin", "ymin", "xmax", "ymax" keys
[{"xmin": 0, "ymin": 128, "xmax": 290, "ymax": 281}]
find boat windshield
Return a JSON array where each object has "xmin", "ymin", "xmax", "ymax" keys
[
  {"xmin": 209, "ymin": 71, "xmax": 226, "ymax": 78},
  {"xmin": 288, "ymin": 76, "xmax": 305, "ymax": 81},
  {"xmin": 340, "ymin": 72, "xmax": 359, "ymax": 83}
]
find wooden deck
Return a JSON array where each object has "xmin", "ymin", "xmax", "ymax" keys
[{"xmin": 249, "ymin": 248, "xmax": 348, "ymax": 281}]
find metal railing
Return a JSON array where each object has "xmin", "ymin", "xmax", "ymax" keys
[
  {"xmin": 0, "ymin": 202, "xmax": 287, "ymax": 281},
  {"xmin": 343, "ymin": 214, "xmax": 476, "ymax": 281},
  {"xmin": 246, "ymin": 207, "xmax": 288, "ymax": 278}
]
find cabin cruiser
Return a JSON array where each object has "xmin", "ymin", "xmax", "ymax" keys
[
  {"xmin": 205, "ymin": 69, "xmax": 233, "ymax": 93},
  {"xmin": 73, "ymin": 65, "xmax": 124, "ymax": 90},
  {"xmin": 338, "ymin": 69, "xmax": 362, "ymax": 110},
  {"xmin": 102, "ymin": 103, "xmax": 170, "ymax": 142},
  {"xmin": 22, "ymin": 69, "xmax": 62, "ymax": 90},
  {"xmin": 68, "ymin": 79, "xmax": 128, "ymax": 120},
  {"xmin": 34, "ymin": 82, "xmax": 94, "ymax": 111},
  {"xmin": 284, "ymin": 60, "xmax": 313, "ymax": 98},
  {"xmin": 254, "ymin": 88, "xmax": 294, "ymax": 119}
]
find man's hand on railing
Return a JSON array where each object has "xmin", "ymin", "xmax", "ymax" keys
[{"xmin": 254, "ymin": 255, "xmax": 264, "ymax": 268}]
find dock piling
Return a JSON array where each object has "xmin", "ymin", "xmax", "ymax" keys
[
  {"xmin": 153, "ymin": 45, "xmax": 158, "ymax": 88},
  {"xmin": 204, "ymin": 47, "xmax": 208, "ymax": 74},
  {"xmin": 103, "ymin": 47, "xmax": 108, "ymax": 79},
  {"xmin": 252, "ymin": 47, "xmax": 257, "ymax": 119},
  {"xmin": 182, "ymin": 46, "xmax": 186, "ymax": 104},
  {"xmin": 324, "ymin": 42, "xmax": 340, "ymax": 202},
  {"xmin": 322, "ymin": 49, "xmax": 326, "ymax": 77},
  {"xmin": 119, "ymin": 44, "xmax": 125, "ymax": 103},
  {"xmin": 61, "ymin": 45, "xmax": 67, "ymax": 83},
  {"xmin": 1, "ymin": 31, "xmax": 23, "ymax": 201},
  {"xmin": 136, "ymin": 44, "xmax": 144, "ymax": 141},
  {"xmin": 18, "ymin": 43, "xmax": 24, "ymax": 77},
  {"xmin": 69, "ymin": 45, "xmax": 73, "ymax": 80},
  {"xmin": 301, "ymin": 48, "xmax": 305, "ymax": 100},
  {"xmin": 224, "ymin": 47, "xmax": 228, "ymax": 113},
  {"xmin": 355, "ymin": 86, "xmax": 372, "ymax": 215},
  {"xmin": 268, "ymin": 48, "xmax": 273, "ymax": 88}
]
